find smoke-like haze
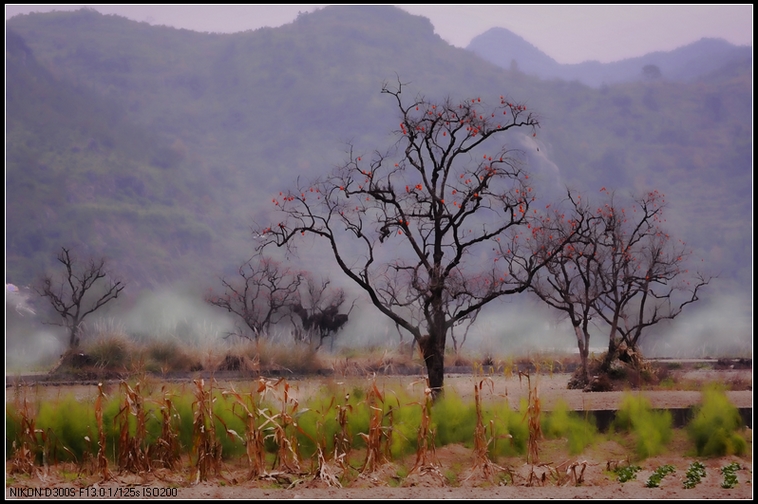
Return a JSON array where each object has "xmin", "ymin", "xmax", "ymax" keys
[
  {"xmin": 6, "ymin": 285, "xmax": 66, "ymax": 371},
  {"xmin": 118, "ymin": 288, "xmax": 237, "ymax": 346},
  {"xmin": 639, "ymin": 291, "xmax": 752, "ymax": 359},
  {"xmin": 6, "ymin": 277, "xmax": 750, "ymax": 373}
]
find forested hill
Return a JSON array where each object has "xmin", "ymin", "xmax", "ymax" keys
[{"xmin": 6, "ymin": 6, "xmax": 752, "ymax": 300}]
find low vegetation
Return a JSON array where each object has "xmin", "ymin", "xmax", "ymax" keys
[
  {"xmin": 682, "ymin": 460, "xmax": 706, "ymax": 489},
  {"xmin": 645, "ymin": 464, "xmax": 676, "ymax": 488},
  {"xmin": 611, "ymin": 393, "xmax": 673, "ymax": 459},
  {"xmin": 6, "ymin": 370, "xmax": 750, "ymax": 490},
  {"xmin": 687, "ymin": 385, "xmax": 747, "ymax": 457}
]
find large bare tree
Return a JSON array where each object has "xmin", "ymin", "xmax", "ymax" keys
[
  {"xmin": 36, "ymin": 246, "xmax": 125, "ymax": 350},
  {"xmin": 259, "ymin": 81, "xmax": 575, "ymax": 398}
]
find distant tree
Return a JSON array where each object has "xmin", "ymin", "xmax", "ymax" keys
[
  {"xmin": 642, "ymin": 64, "xmax": 662, "ymax": 80},
  {"xmin": 206, "ymin": 254, "xmax": 302, "ymax": 342},
  {"xmin": 259, "ymin": 80, "xmax": 576, "ymax": 398},
  {"xmin": 527, "ymin": 190, "xmax": 597, "ymax": 385},
  {"xmin": 590, "ymin": 189, "xmax": 710, "ymax": 370},
  {"xmin": 532, "ymin": 189, "xmax": 710, "ymax": 386},
  {"xmin": 36, "ymin": 247, "xmax": 125, "ymax": 350},
  {"xmin": 290, "ymin": 276, "xmax": 353, "ymax": 350}
]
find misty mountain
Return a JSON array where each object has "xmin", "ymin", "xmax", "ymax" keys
[
  {"xmin": 5, "ymin": 5, "xmax": 752, "ymax": 310},
  {"xmin": 468, "ymin": 27, "xmax": 752, "ymax": 87}
]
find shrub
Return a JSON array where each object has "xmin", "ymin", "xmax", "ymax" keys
[
  {"xmin": 84, "ymin": 334, "xmax": 134, "ymax": 371},
  {"xmin": 613, "ymin": 393, "xmax": 672, "ymax": 459},
  {"xmin": 6, "ymin": 403, "xmax": 23, "ymax": 458},
  {"xmin": 486, "ymin": 399, "xmax": 527, "ymax": 457},
  {"xmin": 145, "ymin": 339, "xmax": 198, "ymax": 373},
  {"xmin": 687, "ymin": 386, "xmax": 746, "ymax": 456},
  {"xmin": 35, "ymin": 395, "xmax": 100, "ymax": 462},
  {"xmin": 386, "ymin": 392, "xmax": 420, "ymax": 459},
  {"xmin": 255, "ymin": 340, "xmax": 325, "ymax": 374},
  {"xmin": 542, "ymin": 400, "xmax": 597, "ymax": 455},
  {"xmin": 431, "ymin": 392, "xmax": 477, "ymax": 447}
]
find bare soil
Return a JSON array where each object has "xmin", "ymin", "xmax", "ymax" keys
[{"xmin": 6, "ymin": 366, "xmax": 753, "ymax": 499}]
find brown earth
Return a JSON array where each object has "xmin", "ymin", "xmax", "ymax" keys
[{"xmin": 5, "ymin": 366, "xmax": 753, "ymax": 499}]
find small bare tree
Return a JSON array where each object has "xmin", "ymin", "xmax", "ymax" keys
[
  {"xmin": 528, "ymin": 190, "xmax": 596, "ymax": 385},
  {"xmin": 591, "ymin": 189, "xmax": 711, "ymax": 370},
  {"xmin": 531, "ymin": 189, "xmax": 711, "ymax": 384},
  {"xmin": 206, "ymin": 254, "xmax": 303, "ymax": 341},
  {"xmin": 36, "ymin": 247, "xmax": 125, "ymax": 350}
]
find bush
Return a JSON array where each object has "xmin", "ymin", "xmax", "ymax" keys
[
  {"xmin": 6, "ymin": 403, "xmax": 23, "ymax": 458},
  {"xmin": 687, "ymin": 386, "xmax": 746, "ymax": 456},
  {"xmin": 145, "ymin": 339, "xmax": 198, "ymax": 373},
  {"xmin": 613, "ymin": 393, "xmax": 672, "ymax": 459},
  {"xmin": 85, "ymin": 334, "xmax": 134, "ymax": 371},
  {"xmin": 35, "ymin": 395, "xmax": 100, "ymax": 462},
  {"xmin": 431, "ymin": 392, "xmax": 477, "ymax": 447},
  {"xmin": 542, "ymin": 400, "xmax": 597, "ymax": 455},
  {"xmin": 487, "ymin": 399, "xmax": 528, "ymax": 457}
]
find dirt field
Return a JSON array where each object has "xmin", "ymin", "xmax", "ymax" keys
[{"xmin": 6, "ymin": 367, "xmax": 753, "ymax": 499}]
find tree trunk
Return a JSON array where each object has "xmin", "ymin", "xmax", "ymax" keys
[
  {"xmin": 419, "ymin": 331, "xmax": 445, "ymax": 400},
  {"xmin": 574, "ymin": 324, "xmax": 589, "ymax": 384},
  {"xmin": 69, "ymin": 323, "xmax": 81, "ymax": 349},
  {"xmin": 601, "ymin": 313, "xmax": 621, "ymax": 372}
]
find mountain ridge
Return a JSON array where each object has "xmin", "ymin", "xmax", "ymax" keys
[{"xmin": 467, "ymin": 26, "xmax": 752, "ymax": 87}]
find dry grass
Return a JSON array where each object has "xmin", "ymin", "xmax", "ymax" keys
[
  {"xmin": 466, "ymin": 378, "xmax": 508, "ymax": 482},
  {"xmin": 6, "ymin": 368, "xmax": 752, "ymax": 495},
  {"xmin": 191, "ymin": 379, "xmax": 222, "ymax": 482},
  {"xmin": 408, "ymin": 381, "xmax": 440, "ymax": 475},
  {"xmin": 115, "ymin": 381, "xmax": 151, "ymax": 473},
  {"xmin": 220, "ymin": 385, "xmax": 262, "ymax": 479},
  {"xmin": 258, "ymin": 379, "xmax": 302, "ymax": 474},
  {"xmin": 520, "ymin": 371, "xmax": 542, "ymax": 465},
  {"xmin": 152, "ymin": 386, "xmax": 181, "ymax": 470},
  {"xmin": 94, "ymin": 383, "xmax": 110, "ymax": 479},
  {"xmin": 360, "ymin": 380, "xmax": 392, "ymax": 475},
  {"xmin": 7, "ymin": 397, "xmax": 40, "ymax": 475}
]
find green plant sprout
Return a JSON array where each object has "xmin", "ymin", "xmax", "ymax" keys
[
  {"xmin": 645, "ymin": 464, "xmax": 675, "ymax": 487},
  {"xmin": 614, "ymin": 464, "xmax": 641, "ymax": 483},
  {"xmin": 683, "ymin": 461, "xmax": 706, "ymax": 489},
  {"xmin": 720, "ymin": 462, "xmax": 740, "ymax": 489}
]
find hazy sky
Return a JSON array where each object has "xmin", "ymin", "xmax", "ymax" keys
[{"xmin": 4, "ymin": 5, "xmax": 753, "ymax": 63}]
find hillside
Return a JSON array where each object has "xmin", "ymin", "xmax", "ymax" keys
[{"xmin": 5, "ymin": 6, "xmax": 752, "ymax": 308}]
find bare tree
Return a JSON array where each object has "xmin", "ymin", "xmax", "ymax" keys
[
  {"xmin": 206, "ymin": 254, "xmax": 302, "ymax": 341},
  {"xmin": 259, "ymin": 80, "xmax": 575, "ymax": 398},
  {"xmin": 591, "ymin": 189, "xmax": 710, "ymax": 369},
  {"xmin": 36, "ymin": 247, "xmax": 125, "ymax": 350},
  {"xmin": 528, "ymin": 190, "xmax": 597, "ymax": 385},
  {"xmin": 532, "ymin": 189, "xmax": 711, "ymax": 383}
]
